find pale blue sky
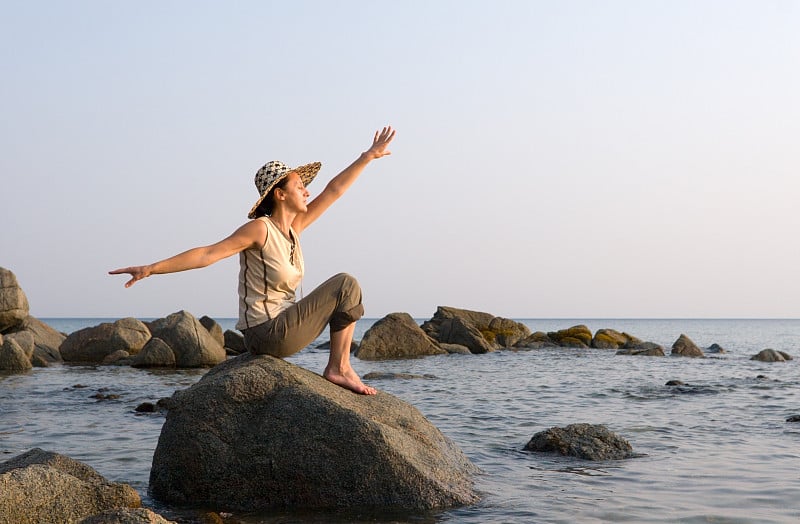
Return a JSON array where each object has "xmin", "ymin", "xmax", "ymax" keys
[{"xmin": 2, "ymin": 1, "xmax": 798, "ymax": 319}]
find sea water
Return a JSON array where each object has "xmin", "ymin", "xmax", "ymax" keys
[{"xmin": 1, "ymin": 318, "xmax": 799, "ymax": 523}]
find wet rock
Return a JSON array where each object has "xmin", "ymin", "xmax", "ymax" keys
[
  {"xmin": 199, "ymin": 315, "xmax": 224, "ymax": 347},
  {"xmin": 665, "ymin": 380, "xmax": 686, "ymax": 386},
  {"xmin": 102, "ymin": 350, "xmax": 131, "ymax": 365},
  {"xmin": 751, "ymin": 349, "xmax": 793, "ymax": 362},
  {"xmin": 147, "ymin": 311, "xmax": 226, "ymax": 368},
  {"xmin": 132, "ymin": 338, "xmax": 176, "ymax": 368},
  {"xmin": 0, "ymin": 448, "xmax": 140, "ymax": 523},
  {"xmin": 548, "ymin": 325, "xmax": 593, "ymax": 348},
  {"xmin": 524, "ymin": 423, "xmax": 634, "ymax": 461},
  {"xmin": 61, "ymin": 318, "xmax": 151, "ymax": 364},
  {"xmin": 356, "ymin": 312, "xmax": 446, "ymax": 360},
  {"xmin": 150, "ymin": 354, "xmax": 479, "ymax": 512},
  {"xmin": 786, "ymin": 415, "xmax": 800, "ymax": 423},
  {"xmin": 706, "ymin": 343, "xmax": 726, "ymax": 354},
  {"xmin": 671, "ymin": 334, "xmax": 705, "ymax": 358},
  {"xmin": 438, "ymin": 316, "xmax": 495, "ymax": 353},
  {"xmin": 223, "ymin": 329, "xmax": 246, "ymax": 355},
  {"xmin": 16, "ymin": 317, "xmax": 65, "ymax": 366},
  {"xmin": 79, "ymin": 507, "xmax": 176, "ymax": 523},
  {"xmin": 0, "ymin": 267, "xmax": 29, "ymax": 332},
  {"xmin": 439, "ymin": 343, "xmax": 472, "ymax": 355},
  {"xmin": 616, "ymin": 343, "xmax": 665, "ymax": 357}
]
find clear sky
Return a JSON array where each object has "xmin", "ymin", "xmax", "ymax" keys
[{"xmin": 2, "ymin": 1, "xmax": 798, "ymax": 319}]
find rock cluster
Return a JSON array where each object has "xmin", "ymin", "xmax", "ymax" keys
[
  {"xmin": 149, "ymin": 353, "xmax": 479, "ymax": 512},
  {"xmin": 0, "ymin": 267, "xmax": 65, "ymax": 371},
  {"xmin": 356, "ymin": 306, "xmax": 786, "ymax": 361}
]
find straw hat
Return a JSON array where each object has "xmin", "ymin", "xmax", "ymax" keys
[{"xmin": 247, "ymin": 160, "xmax": 321, "ymax": 219}]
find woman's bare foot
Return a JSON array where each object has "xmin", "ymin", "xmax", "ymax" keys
[{"xmin": 323, "ymin": 367, "xmax": 377, "ymax": 395}]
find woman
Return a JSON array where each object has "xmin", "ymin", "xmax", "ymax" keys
[{"xmin": 110, "ymin": 126, "xmax": 395, "ymax": 395}]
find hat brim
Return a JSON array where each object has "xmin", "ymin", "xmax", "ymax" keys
[{"xmin": 247, "ymin": 161, "xmax": 321, "ymax": 219}]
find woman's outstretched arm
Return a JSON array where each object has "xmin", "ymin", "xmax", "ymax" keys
[
  {"xmin": 293, "ymin": 126, "xmax": 395, "ymax": 235},
  {"xmin": 109, "ymin": 219, "xmax": 267, "ymax": 288}
]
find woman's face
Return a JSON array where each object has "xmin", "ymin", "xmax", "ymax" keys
[{"xmin": 277, "ymin": 172, "xmax": 310, "ymax": 212}]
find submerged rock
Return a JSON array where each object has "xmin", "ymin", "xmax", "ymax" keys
[
  {"xmin": 0, "ymin": 448, "xmax": 141, "ymax": 524},
  {"xmin": 616, "ymin": 343, "xmax": 666, "ymax": 357},
  {"xmin": 149, "ymin": 354, "xmax": 479, "ymax": 512},
  {"xmin": 751, "ymin": 349, "xmax": 793, "ymax": 362},
  {"xmin": 524, "ymin": 423, "xmax": 634, "ymax": 461},
  {"xmin": 356, "ymin": 312, "xmax": 446, "ymax": 360}
]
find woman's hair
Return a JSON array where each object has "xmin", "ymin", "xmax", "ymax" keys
[{"xmin": 254, "ymin": 176, "xmax": 291, "ymax": 217}]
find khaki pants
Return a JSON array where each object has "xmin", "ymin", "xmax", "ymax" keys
[{"xmin": 243, "ymin": 273, "xmax": 364, "ymax": 358}]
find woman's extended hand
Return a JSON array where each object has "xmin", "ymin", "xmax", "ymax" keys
[
  {"xmin": 364, "ymin": 126, "xmax": 395, "ymax": 160},
  {"xmin": 108, "ymin": 266, "xmax": 151, "ymax": 288}
]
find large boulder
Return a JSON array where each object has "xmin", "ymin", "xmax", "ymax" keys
[
  {"xmin": 751, "ymin": 349, "xmax": 793, "ymax": 362},
  {"xmin": 547, "ymin": 325, "xmax": 593, "ymax": 348},
  {"xmin": 524, "ymin": 423, "xmax": 634, "ymax": 460},
  {"xmin": 356, "ymin": 312, "xmax": 446, "ymax": 360},
  {"xmin": 437, "ymin": 316, "xmax": 495, "ymax": 354},
  {"xmin": 149, "ymin": 354, "xmax": 479, "ymax": 512},
  {"xmin": 0, "ymin": 448, "xmax": 141, "ymax": 524},
  {"xmin": 60, "ymin": 318, "xmax": 151, "ymax": 363},
  {"xmin": 147, "ymin": 311, "xmax": 226, "ymax": 368},
  {"xmin": 0, "ymin": 267, "xmax": 29, "ymax": 332},
  {"xmin": 671, "ymin": 334, "xmax": 705, "ymax": 358}
]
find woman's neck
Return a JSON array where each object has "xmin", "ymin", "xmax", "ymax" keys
[{"xmin": 268, "ymin": 210, "xmax": 295, "ymax": 239}]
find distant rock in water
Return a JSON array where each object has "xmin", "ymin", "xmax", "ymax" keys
[
  {"xmin": 147, "ymin": 310, "xmax": 226, "ymax": 368},
  {"xmin": 0, "ymin": 448, "xmax": 141, "ymax": 523},
  {"xmin": 706, "ymin": 343, "xmax": 726, "ymax": 354},
  {"xmin": 665, "ymin": 380, "xmax": 686, "ymax": 386},
  {"xmin": 786, "ymin": 415, "xmax": 800, "ymax": 423},
  {"xmin": 524, "ymin": 423, "xmax": 634, "ymax": 461},
  {"xmin": 616, "ymin": 343, "xmax": 666, "ymax": 357},
  {"xmin": 751, "ymin": 349, "xmax": 793, "ymax": 362},
  {"xmin": 356, "ymin": 312, "xmax": 446, "ymax": 360},
  {"xmin": 592, "ymin": 328, "xmax": 640, "ymax": 349},
  {"xmin": 547, "ymin": 325, "xmax": 593, "ymax": 348},
  {"xmin": 149, "ymin": 354, "xmax": 479, "ymax": 512},
  {"xmin": 60, "ymin": 318, "xmax": 151, "ymax": 364},
  {"xmin": 421, "ymin": 306, "xmax": 530, "ymax": 353},
  {"xmin": 671, "ymin": 334, "xmax": 705, "ymax": 358}
]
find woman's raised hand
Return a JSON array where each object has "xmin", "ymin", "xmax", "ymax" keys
[
  {"xmin": 365, "ymin": 126, "xmax": 395, "ymax": 159},
  {"xmin": 109, "ymin": 265, "xmax": 151, "ymax": 288}
]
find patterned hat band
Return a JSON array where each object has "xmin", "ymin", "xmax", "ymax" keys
[{"xmin": 247, "ymin": 160, "xmax": 321, "ymax": 219}]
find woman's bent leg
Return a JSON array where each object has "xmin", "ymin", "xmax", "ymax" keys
[{"xmin": 324, "ymin": 322, "xmax": 376, "ymax": 395}]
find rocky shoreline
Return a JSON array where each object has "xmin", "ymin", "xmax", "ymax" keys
[{"xmin": 2, "ymin": 266, "xmax": 797, "ymax": 523}]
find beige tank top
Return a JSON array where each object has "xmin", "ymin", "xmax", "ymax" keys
[{"xmin": 236, "ymin": 217, "xmax": 304, "ymax": 330}]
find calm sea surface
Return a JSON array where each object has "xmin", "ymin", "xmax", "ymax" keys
[{"xmin": 2, "ymin": 318, "xmax": 799, "ymax": 523}]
